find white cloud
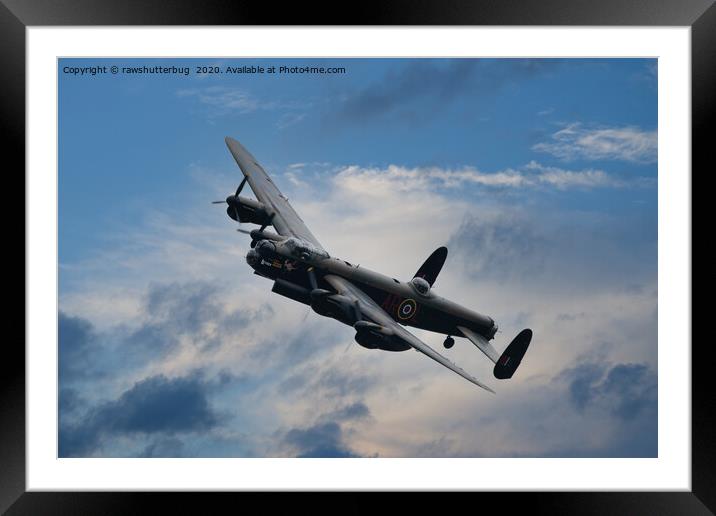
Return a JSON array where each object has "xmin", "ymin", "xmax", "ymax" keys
[
  {"xmin": 177, "ymin": 86, "xmax": 310, "ymax": 118},
  {"xmin": 177, "ymin": 87, "xmax": 264, "ymax": 114},
  {"xmin": 276, "ymin": 112, "xmax": 306, "ymax": 130},
  {"xmin": 524, "ymin": 161, "xmax": 629, "ymax": 189},
  {"xmin": 330, "ymin": 161, "xmax": 647, "ymax": 193},
  {"xmin": 532, "ymin": 123, "xmax": 657, "ymax": 163},
  {"xmin": 335, "ymin": 164, "xmax": 529, "ymax": 190}
]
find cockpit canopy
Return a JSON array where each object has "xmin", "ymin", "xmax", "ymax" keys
[
  {"xmin": 282, "ymin": 237, "xmax": 329, "ymax": 261},
  {"xmin": 411, "ymin": 276, "xmax": 431, "ymax": 296}
]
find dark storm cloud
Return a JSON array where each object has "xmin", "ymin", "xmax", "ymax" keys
[
  {"xmin": 139, "ymin": 437, "xmax": 185, "ymax": 458},
  {"xmin": 340, "ymin": 60, "xmax": 475, "ymax": 120},
  {"xmin": 337, "ymin": 59, "xmax": 560, "ymax": 123},
  {"xmin": 281, "ymin": 399, "xmax": 376, "ymax": 457},
  {"xmin": 559, "ymin": 361, "xmax": 657, "ymax": 420},
  {"xmin": 92, "ymin": 374, "xmax": 219, "ymax": 433},
  {"xmin": 564, "ymin": 362, "xmax": 608, "ymax": 411},
  {"xmin": 58, "ymin": 387, "xmax": 84, "ymax": 415},
  {"xmin": 59, "ymin": 311, "xmax": 99, "ymax": 381},
  {"xmin": 60, "ymin": 373, "xmax": 219, "ymax": 457},
  {"xmin": 326, "ymin": 401, "xmax": 371, "ymax": 422},
  {"xmin": 284, "ymin": 421, "xmax": 359, "ymax": 458},
  {"xmin": 550, "ymin": 359, "xmax": 657, "ymax": 457}
]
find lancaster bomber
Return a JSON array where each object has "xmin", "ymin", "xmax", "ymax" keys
[{"xmin": 215, "ymin": 137, "xmax": 533, "ymax": 393}]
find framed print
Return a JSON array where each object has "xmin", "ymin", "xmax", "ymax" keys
[{"xmin": 5, "ymin": 0, "xmax": 710, "ymax": 513}]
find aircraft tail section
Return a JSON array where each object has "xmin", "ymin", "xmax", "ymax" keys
[
  {"xmin": 493, "ymin": 329, "xmax": 532, "ymax": 379},
  {"xmin": 458, "ymin": 326, "xmax": 533, "ymax": 379},
  {"xmin": 414, "ymin": 246, "xmax": 448, "ymax": 286}
]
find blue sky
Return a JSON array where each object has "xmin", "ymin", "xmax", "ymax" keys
[{"xmin": 58, "ymin": 58, "xmax": 657, "ymax": 458}]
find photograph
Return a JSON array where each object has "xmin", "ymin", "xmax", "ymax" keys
[{"xmin": 57, "ymin": 57, "xmax": 659, "ymax": 459}]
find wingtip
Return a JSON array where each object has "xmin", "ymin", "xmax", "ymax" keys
[
  {"xmin": 226, "ymin": 136, "xmax": 247, "ymax": 151},
  {"xmin": 224, "ymin": 137, "xmax": 258, "ymax": 165},
  {"xmin": 472, "ymin": 377, "xmax": 495, "ymax": 394}
]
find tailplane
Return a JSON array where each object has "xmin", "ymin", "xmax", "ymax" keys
[{"xmin": 493, "ymin": 329, "xmax": 532, "ymax": 379}]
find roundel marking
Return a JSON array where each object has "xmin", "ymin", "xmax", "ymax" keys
[{"xmin": 397, "ymin": 298, "xmax": 418, "ymax": 320}]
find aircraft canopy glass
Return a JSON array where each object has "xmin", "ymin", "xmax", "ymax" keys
[
  {"xmin": 411, "ymin": 277, "xmax": 431, "ymax": 296},
  {"xmin": 283, "ymin": 237, "xmax": 329, "ymax": 260}
]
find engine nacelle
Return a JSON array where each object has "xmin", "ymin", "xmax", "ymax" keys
[
  {"xmin": 353, "ymin": 321, "xmax": 411, "ymax": 352},
  {"xmin": 310, "ymin": 290, "xmax": 358, "ymax": 326},
  {"xmin": 271, "ymin": 278, "xmax": 311, "ymax": 305},
  {"xmin": 255, "ymin": 239, "xmax": 277, "ymax": 258},
  {"xmin": 227, "ymin": 195, "xmax": 273, "ymax": 226}
]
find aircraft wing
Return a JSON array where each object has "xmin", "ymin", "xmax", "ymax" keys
[
  {"xmin": 323, "ymin": 274, "xmax": 495, "ymax": 393},
  {"xmin": 225, "ymin": 137, "xmax": 324, "ymax": 250}
]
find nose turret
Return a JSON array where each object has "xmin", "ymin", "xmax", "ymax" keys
[
  {"xmin": 246, "ymin": 249, "xmax": 261, "ymax": 268},
  {"xmin": 255, "ymin": 239, "xmax": 277, "ymax": 258}
]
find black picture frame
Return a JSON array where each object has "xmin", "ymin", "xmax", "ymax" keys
[{"xmin": 4, "ymin": 0, "xmax": 709, "ymax": 514}]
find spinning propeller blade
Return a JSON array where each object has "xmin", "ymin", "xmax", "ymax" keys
[
  {"xmin": 259, "ymin": 212, "xmax": 275, "ymax": 232},
  {"xmin": 212, "ymin": 177, "xmax": 248, "ymax": 220},
  {"xmin": 235, "ymin": 177, "xmax": 247, "ymax": 197}
]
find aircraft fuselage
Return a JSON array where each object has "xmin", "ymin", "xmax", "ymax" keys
[{"xmin": 245, "ymin": 235, "xmax": 498, "ymax": 345}]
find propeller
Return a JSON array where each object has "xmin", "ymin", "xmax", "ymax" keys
[
  {"xmin": 235, "ymin": 177, "xmax": 248, "ymax": 197},
  {"xmin": 259, "ymin": 212, "xmax": 275, "ymax": 233},
  {"xmin": 236, "ymin": 226, "xmax": 260, "ymax": 248},
  {"xmin": 211, "ymin": 177, "xmax": 248, "ymax": 222}
]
